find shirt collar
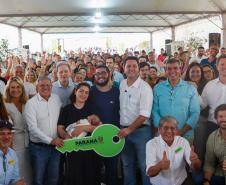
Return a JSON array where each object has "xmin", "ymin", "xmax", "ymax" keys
[
  {"xmin": 0, "ymin": 148, "xmax": 9, "ymax": 156},
  {"xmin": 57, "ymin": 78, "xmax": 74, "ymax": 88},
  {"xmin": 165, "ymin": 79, "xmax": 184, "ymax": 87},
  {"xmin": 214, "ymin": 78, "xmax": 226, "ymax": 85},
  {"xmin": 216, "ymin": 128, "xmax": 225, "ymax": 139},
  {"xmin": 158, "ymin": 134, "xmax": 178, "ymax": 147},
  {"xmin": 127, "ymin": 76, "xmax": 142, "ymax": 88},
  {"xmin": 37, "ymin": 93, "xmax": 51, "ymax": 102}
]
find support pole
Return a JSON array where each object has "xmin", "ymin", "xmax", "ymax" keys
[
  {"xmin": 171, "ymin": 26, "xmax": 175, "ymax": 42},
  {"xmin": 18, "ymin": 27, "xmax": 22, "ymax": 48},
  {"xmin": 40, "ymin": 33, "xmax": 44, "ymax": 52},
  {"xmin": 222, "ymin": 13, "xmax": 226, "ymax": 47},
  {"xmin": 150, "ymin": 32, "xmax": 153, "ymax": 51}
]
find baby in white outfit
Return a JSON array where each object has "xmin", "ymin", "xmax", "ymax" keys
[{"xmin": 66, "ymin": 114, "xmax": 101, "ymax": 138}]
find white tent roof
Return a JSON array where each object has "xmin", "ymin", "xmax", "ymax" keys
[{"xmin": 0, "ymin": 0, "xmax": 225, "ymax": 33}]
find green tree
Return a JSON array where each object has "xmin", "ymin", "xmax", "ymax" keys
[
  {"xmin": 0, "ymin": 39, "xmax": 10, "ymax": 62},
  {"xmin": 185, "ymin": 33, "xmax": 207, "ymax": 51}
]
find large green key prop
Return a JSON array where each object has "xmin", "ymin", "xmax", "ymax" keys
[{"xmin": 56, "ymin": 124, "xmax": 125, "ymax": 157}]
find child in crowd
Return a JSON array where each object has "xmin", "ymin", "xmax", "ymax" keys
[{"xmin": 66, "ymin": 114, "xmax": 101, "ymax": 138}]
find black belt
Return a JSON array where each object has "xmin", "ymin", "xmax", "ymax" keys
[
  {"xmin": 30, "ymin": 141, "xmax": 55, "ymax": 147},
  {"xmin": 120, "ymin": 124, "xmax": 148, "ymax": 129}
]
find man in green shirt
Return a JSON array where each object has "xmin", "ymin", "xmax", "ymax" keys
[{"xmin": 204, "ymin": 104, "xmax": 226, "ymax": 185}]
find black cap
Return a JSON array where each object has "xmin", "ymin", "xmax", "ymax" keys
[{"xmin": 0, "ymin": 120, "xmax": 14, "ymax": 130}]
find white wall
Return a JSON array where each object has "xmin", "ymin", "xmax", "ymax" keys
[
  {"xmin": 175, "ymin": 16, "xmax": 222, "ymax": 48},
  {"xmin": 0, "ymin": 23, "xmax": 19, "ymax": 49},
  {"xmin": 22, "ymin": 29, "xmax": 41, "ymax": 52},
  {"xmin": 152, "ymin": 28, "xmax": 172, "ymax": 54}
]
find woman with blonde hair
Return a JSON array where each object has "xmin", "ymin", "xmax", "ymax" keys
[
  {"xmin": 4, "ymin": 76, "xmax": 32, "ymax": 184},
  {"xmin": 24, "ymin": 69, "xmax": 37, "ymax": 85}
]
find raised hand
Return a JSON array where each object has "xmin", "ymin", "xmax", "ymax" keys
[{"xmin": 160, "ymin": 151, "xmax": 170, "ymax": 170}]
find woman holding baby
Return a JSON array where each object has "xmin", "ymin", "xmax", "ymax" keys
[{"xmin": 57, "ymin": 82, "xmax": 102, "ymax": 185}]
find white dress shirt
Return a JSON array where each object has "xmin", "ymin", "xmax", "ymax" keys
[
  {"xmin": 120, "ymin": 77, "xmax": 153, "ymax": 126},
  {"xmin": 189, "ymin": 55, "xmax": 207, "ymax": 64},
  {"xmin": 24, "ymin": 93, "xmax": 62, "ymax": 144},
  {"xmin": 201, "ymin": 78, "xmax": 226, "ymax": 123},
  {"xmin": 146, "ymin": 135, "xmax": 191, "ymax": 185}
]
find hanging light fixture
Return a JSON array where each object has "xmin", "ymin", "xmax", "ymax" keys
[{"xmin": 95, "ymin": 8, "xmax": 102, "ymax": 19}]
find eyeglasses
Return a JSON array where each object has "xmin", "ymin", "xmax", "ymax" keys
[
  {"xmin": 94, "ymin": 71, "xmax": 108, "ymax": 77},
  {"xmin": 39, "ymin": 84, "xmax": 52, "ymax": 88},
  {"xmin": 162, "ymin": 126, "xmax": 177, "ymax": 131}
]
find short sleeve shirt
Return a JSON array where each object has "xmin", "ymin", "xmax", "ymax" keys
[
  {"xmin": 58, "ymin": 103, "xmax": 93, "ymax": 128},
  {"xmin": 0, "ymin": 148, "xmax": 20, "ymax": 185}
]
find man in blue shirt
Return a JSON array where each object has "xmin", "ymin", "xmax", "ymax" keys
[
  {"xmin": 200, "ymin": 47, "xmax": 219, "ymax": 76},
  {"xmin": 0, "ymin": 120, "xmax": 25, "ymax": 185},
  {"xmin": 52, "ymin": 61, "xmax": 74, "ymax": 107},
  {"xmin": 89, "ymin": 65, "xmax": 120, "ymax": 185},
  {"xmin": 152, "ymin": 58, "xmax": 200, "ymax": 141}
]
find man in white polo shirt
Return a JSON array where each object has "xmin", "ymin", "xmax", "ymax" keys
[
  {"xmin": 146, "ymin": 116, "xmax": 201, "ymax": 185},
  {"xmin": 118, "ymin": 56, "xmax": 153, "ymax": 185}
]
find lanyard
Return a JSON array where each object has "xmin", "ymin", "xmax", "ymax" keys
[{"xmin": 3, "ymin": 155, "xmax": 6, "ymax": 172}]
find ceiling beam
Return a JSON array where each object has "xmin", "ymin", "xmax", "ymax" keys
[
  {"xmin": 22, "ymin": 25, "xmax": 170, "ymax": 28},
  {"xmin": 0, "ymin": 11, "xmax": 223, "ymax": 17},
  {"xmin": 209, "ymin": 0, "xmax": 223, "ymax": 12},
  {"xmin": 174, "ymin": 14, "xmax": 218, "ymax": 27},
  {"xmin": 157, "ymin": 15, "xmax": 172, "ymax": 26},
  {"xmin": 43, "ymin": 31, "xmax": 153, "ymax": 34}
]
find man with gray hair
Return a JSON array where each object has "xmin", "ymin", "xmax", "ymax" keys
[
  {"xmin": 24, "ymin": 76, "xmax": 63, "ymax": 185},
  {"xmin": 146, "ymin": 116, "xmax": 201, "ymax": 185}
]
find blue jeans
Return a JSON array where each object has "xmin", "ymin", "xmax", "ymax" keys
[
  {"xmin": 121, "ymin": 126, "xmax": 152, "ymax": 185},
  {"xmin": 29, "ymin": 142, "xmax": 61, "ymax": 185}
]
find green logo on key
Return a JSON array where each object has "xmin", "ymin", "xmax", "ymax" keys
[{"xmin": 56, "ymin": 124, "xmax": 125, "ymax": 157}]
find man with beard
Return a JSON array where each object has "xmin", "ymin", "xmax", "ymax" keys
[
  {"xmin": 203, "ymin": 104, "xmax": 226, "ymax": 185},
  {"xmin": 139, "ymin": 62, "xmax": 150, "ymax": 83},
  {"xmin": 89, "ymin": 65, "xmax": 120, "ymax": 185},
  {"xmin": 105, "ymin": 56, "xmax": 124, "ymax": 87}
]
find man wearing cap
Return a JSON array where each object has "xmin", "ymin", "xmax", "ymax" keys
[{"xmin": 0, "ymin": 120, "xmax": 25, "ymax": 185}]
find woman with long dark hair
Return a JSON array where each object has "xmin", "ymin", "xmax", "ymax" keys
[
  {"xmin": 184, "ymin": 62, "xmax": 207, "ymax": 95},
  {"xmin": 57, "ymin": 82, "xmax": 102, "ymax": 185}
]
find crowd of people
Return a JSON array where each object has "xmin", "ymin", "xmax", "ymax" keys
[{"xmin": 0, "ymin": 45, "xmax": 226, "ymax": 185}]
